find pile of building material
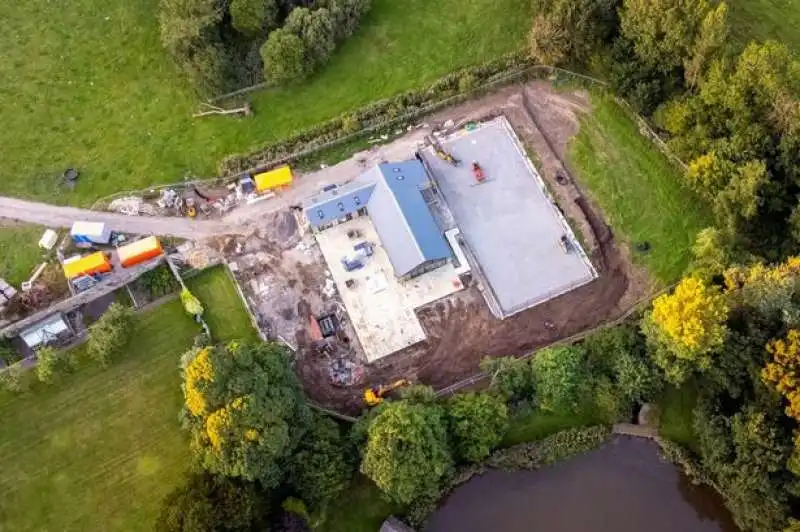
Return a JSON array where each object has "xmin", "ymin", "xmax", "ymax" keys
[{"xmin": 108, "ymin": 196, "xmax": 157, "ymax": 216}]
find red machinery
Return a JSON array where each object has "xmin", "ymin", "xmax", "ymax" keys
[{"xmin": 471, "ymin": 161, "xmax": 486, "ymax": 184}]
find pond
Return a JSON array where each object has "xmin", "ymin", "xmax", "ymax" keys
[{"xmin": 426, "ymin": 436, "xmax": 738, "ymax": 532}]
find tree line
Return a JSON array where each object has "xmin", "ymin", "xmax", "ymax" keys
[
  {"xmin": 527, "ymin": 1, "xmax": 800, "ymax": 529},
  {"xmin": 158, "ymin": 0, "xmax": 371, "ymax": 95}
]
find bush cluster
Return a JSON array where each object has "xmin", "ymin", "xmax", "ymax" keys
[
  {"xmin": 486, "ymin": 425, "xmax": 611, "ymax": 471},
  {"xmin": 159, "ymin": 0, "xmax": 371, "ymax": 95}
]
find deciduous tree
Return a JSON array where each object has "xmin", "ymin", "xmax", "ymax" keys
[
  {"xmin": 155, "ymin": 472, "xmax": 269, "ymax": 532},
  {"xmin": 289, "ymin": 414, "xmax": 352, "ymax": 510},
  {"xmin": 261, "ymin": 29, "xmax": 310, "ymax": 83},
  {"xmin": 447, "ymin": 392, "xmax": 509, "ymax": 463},
  {"xmin": 181, "ymin": 341, "xmax": 310, "ymax": 488},
  {"xmin": 361, "ymin": 401, "xmax": 453, "ymax": 505},
  {"xmin": 619, "ymin": 0, "xmax": 719, "ymax": 73},
  {"xmin": 642, "ymin": 277, "xmax": 728, "ymax": 384},
  {"xmin": 528, "ymin": 0, "xmax": 618, "ymax": 66},
  {"xmin": 531, "ymin": 345, "xmax": 590, "ymax": 413}
]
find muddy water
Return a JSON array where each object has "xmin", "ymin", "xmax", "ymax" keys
[{"xmin": 426, "ymin": 436, "xmax": 738, "ymax": 532}]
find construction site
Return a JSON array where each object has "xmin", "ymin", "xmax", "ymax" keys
[
  {"xmin": 217, "ymin": 81, "xmax": 652, "ymax": 414},
  {"xmin": 0, "ymin": 82, "xmax": 652, "ymax": 413}
]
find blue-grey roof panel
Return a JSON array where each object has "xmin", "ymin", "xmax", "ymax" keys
[
  {"xmin": 304, "ymin": 180, "xmax": 376, "ymax": 228},
  {"xmin": 377, "ymin": 161, "xmax": 451, "ymax": 264},
  {"xmin": 304, "ymin": 161, "xmax": 451, "ymax": 276},
  {"xmin": 364, "ymin": 180, "xmax": 424, "ymax": 276}
]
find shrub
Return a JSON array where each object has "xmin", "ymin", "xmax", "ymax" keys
[
  {"xmin": 0, "ymin": 364, "xmax": 25, "ymax": 393},
  {"xmin": 155, "ymin": 472, "xmax": 269, "ymax": 532},
  {"xmin": 181, "ymin": 289, "xmax": 204, "ymax": 316},
  {"xmin": 230, "ymin": 0, "xmax": 279, "ymax": 37},
  {"xmin": 86, "ymin": 302, "xmax": 134, "ymax": 366},
  {"xmin": 487, "ymin": 425, "xmax": 611, "ymax": 470},
  {"xmin": 137, "ymin": 265, "xmax": 180, "ymax": 299},
  {"xmin": 340, "ymin": 113, "xmax": 360, "ymax": 134},
  {"xmin": 480, "ymin": 355, "xmax": 535, "ymax": 403}
]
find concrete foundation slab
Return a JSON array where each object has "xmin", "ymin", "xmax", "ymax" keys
[
  {"xmin": 314, "ymin": 216, "xmax": 463, "ymax": 362},
  {"xmin": 422, "ymin": 117, "xmax": 596, "ymax": 318}
]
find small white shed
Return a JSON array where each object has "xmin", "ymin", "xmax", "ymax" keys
[
  {"xmin": 39, "ymin": 229, "xmax": 58, "ymax": 250},
  {"xmin": 70, "ymin": 222, "xmax": 112, "ymax": 245}
]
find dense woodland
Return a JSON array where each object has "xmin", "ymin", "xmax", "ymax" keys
[
  {"xmin": 158, "ymin": 0, "xmax": 371, "ymax": 94},
  {"xmin": 142, "ymin": 0, "xmax": 800, "ymax": 530}
]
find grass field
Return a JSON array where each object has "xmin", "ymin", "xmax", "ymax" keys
[
  {"xmin": 0, "ymin": 225, "xmax": 47, "ymax": 286},
  {"xmin": 568, "ymin": 92, "xmax": 712, "ymax": 283},
  {"xmin": 0, "ymin": 0, "xmax": 531, "ymax": 205},
  {"xmin": 0, "ymin": 266, "xmax": 254, "ymax": 531},
  {"xmin": 728, "ymin": 0, "xmax": 800, "ymax": 50},
  {"xmin": 184, "ymin": 267, "xmax": 259, "ymax": 342}
]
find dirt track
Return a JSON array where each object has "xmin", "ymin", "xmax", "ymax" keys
[
  {"xmin": 0, "ymin": 197, "xmax": 245, "ymax": 239},
  {"xmin": 295, "ymin": 82, "xmax": 653, "ymax": 414}
]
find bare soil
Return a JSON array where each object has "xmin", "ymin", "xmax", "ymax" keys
[{"xmin": 289, "ymin": 82, "xmax": 654, "ymax": 414}]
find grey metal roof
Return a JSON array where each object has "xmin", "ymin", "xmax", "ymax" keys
[
  {"xmin": 377, "ymin": 162, "xmax": 451, "ymax": 268},
  {"xmin": 304, "ymin": 179, "xmax": 376, "ymax": 228},
  {"xmin": 304, "ymin": 160, "xmax": 451, "ymax": 276}
]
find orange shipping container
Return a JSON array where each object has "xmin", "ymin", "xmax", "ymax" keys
[
  {"xmin": 63, "ymin": 252, "xmax": 112, "ymax": 279},
  {"xmin": 118, "ymin": 236, "xmax": 163, "ymax": 268}
]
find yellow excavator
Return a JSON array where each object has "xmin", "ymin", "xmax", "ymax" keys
[{"xmin": 364, "ymin": 379, "xmax": 411, "ymax": 406}]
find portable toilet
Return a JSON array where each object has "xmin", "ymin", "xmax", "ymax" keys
[
  {"xmin": 117, "ymin": 236, "xmax": 163, "ymax": 268},
  {"xmin": 70, "ymin": 221, "xmax": 112, "ymax": 245},
  {"xmin": 254, "ymin": 165, "xmax": 293, "ymax": 193},
  {"xmin": 62, "ymin": 252, "xmax": 112, "ymax": 279}
]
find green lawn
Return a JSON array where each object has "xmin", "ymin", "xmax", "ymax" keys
[
  {"xmin": 0, "ymin": 267, "xmax": 255, "ymax": 531},
  {"xmin": 0, "ymin": 0, "xmax": 531, "ymax": 205},
  {"xmin": 728, "ymin": 0, "xmax": 800, "ymax": 50},
  {"xmin": 502, "ymin": 405, "xmax": 609, "ymax": 447},
  {"xmin": 185, "ymin": 267, "xmax": 258, "ymax": 342},
  {"xmin": 0, "ymin": 225, "xmax": 47, "ymax": 286},
  {"xmin": 319, "ymin": 476, "xmax": 397, "ymax": 532},
  {"xmin": 568, "ymin": 92, "xmax": 712, "ymax": 283}
]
